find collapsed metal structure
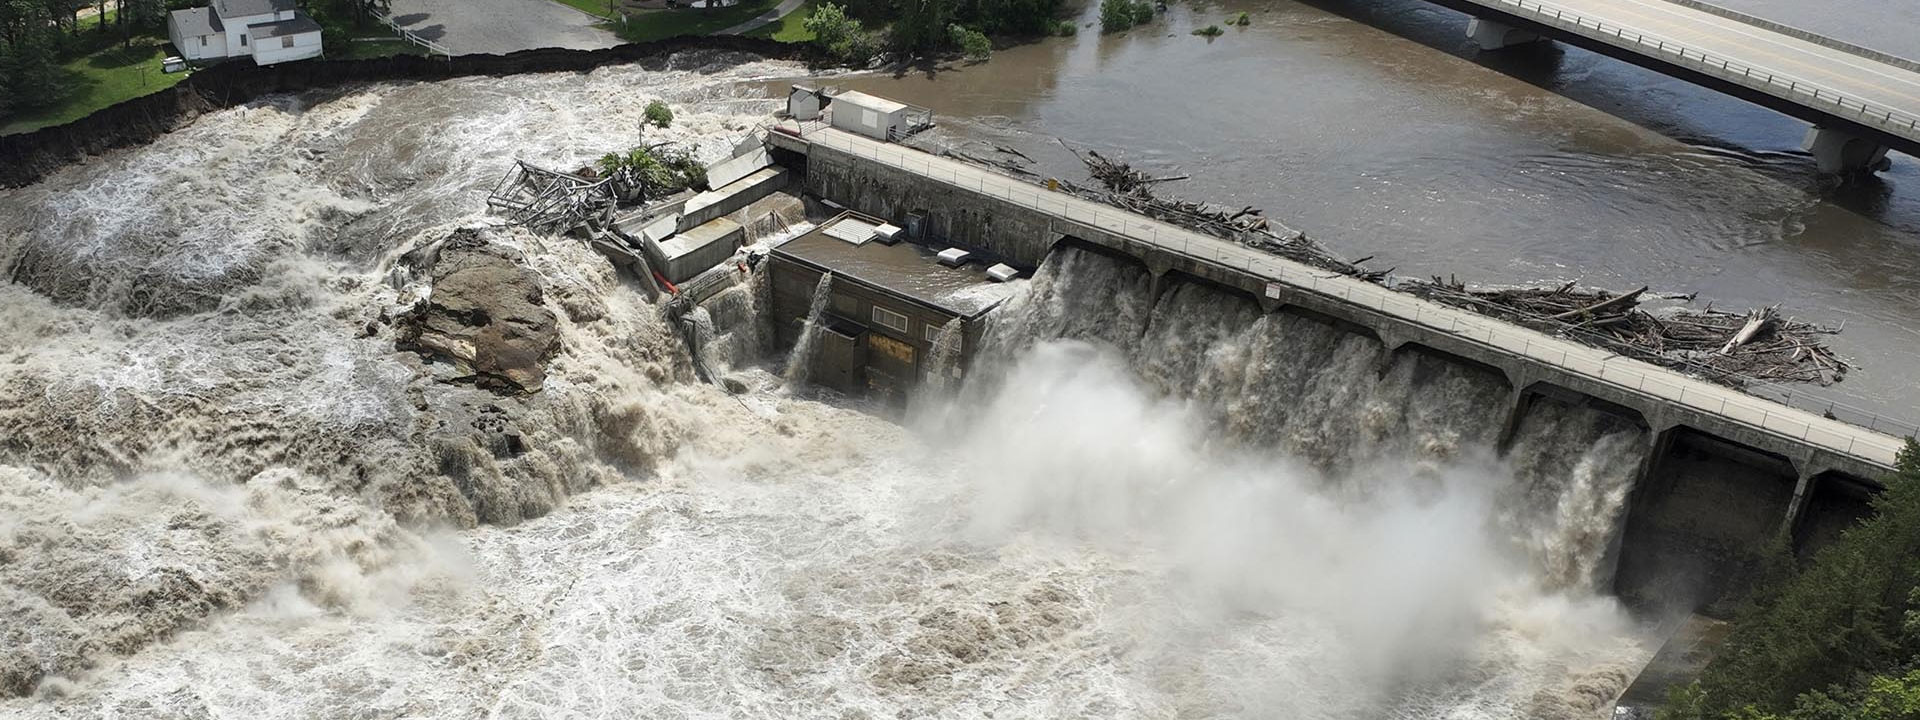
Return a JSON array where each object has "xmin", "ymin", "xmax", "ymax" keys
[{"xmin": 484, "ymin": 160, "xmax": 617, "ymax": 233}]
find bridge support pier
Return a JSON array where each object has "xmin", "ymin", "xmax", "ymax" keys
[
  {"xmin": 1802, "ymin": 125, "xmax": 1892, "ymax": 175},
  {"xmin": 1466, "ymin": 18, "xmax": 1542, "ymax": 51}
]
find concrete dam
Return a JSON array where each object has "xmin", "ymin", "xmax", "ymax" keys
[{"xmin": 760, "ymin": 118, "xmax": 1908, "ymax": 614}]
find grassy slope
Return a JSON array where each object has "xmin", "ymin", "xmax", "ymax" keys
[
  {"xmin": 1, "ymin": 34, "xmax": 187, "ymax": 135},
  {"xmin": 552, "ymin": 0, "xmax": 615, "ymax": 18},
  {"xmin": 745, "ymin": 0, "xmax": 816, "ymax": 42},
  {"xmin": 604, "ymin": 0, "xmax": 785, "ymax": 43}
]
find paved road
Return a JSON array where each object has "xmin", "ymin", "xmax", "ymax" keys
[
  {"xmin": 388, "ymin": 0, "xmax": 619, "ymax": 55},
  {"xmin": 795, "ymin": 126, "xmax": 1910, "ymax": 468},
  {"xmin": 717, "ymin": 0, "xmax": 806, "ymax": 35},
  {"xmin": 1455, "ymin": 0, "xmax": 1920, "ymax": 144}
]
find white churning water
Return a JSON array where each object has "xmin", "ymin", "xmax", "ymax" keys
[{"xmin": 2, "ymin": 55, "xmax": 1653, "ymax": 719}]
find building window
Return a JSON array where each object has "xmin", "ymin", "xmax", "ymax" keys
[
  {"xmin": 871, "ymin": 306, "xmax": 908, "ymax": 334},
  {"xmin": 282, "ymin": 36, "xmax": 294, "ymax": 48},
  {"xmin": 240, "ymin": 34, "xmax": 247, "ymax": 47},
  {"xmin": 199, "ymin": 36, "xmax": 207, "ymax": 47}
]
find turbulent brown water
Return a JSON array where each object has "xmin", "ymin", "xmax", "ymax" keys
[{"xmin": 0, "ymin": 48, "xmax": 1678, "ymax": 719}]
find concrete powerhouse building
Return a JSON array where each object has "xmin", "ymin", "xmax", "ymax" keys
[{"xmin": 769, "ymin": 212, "xmax": 1013, "ymax": 399}]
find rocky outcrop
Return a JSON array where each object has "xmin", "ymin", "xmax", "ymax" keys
[
  {"xmin": 0, "ymin": 37, "xmax": 821, "ymax": 189},
  {"xmin": 395, "ymin": 230, "xmax": 559, "ymax": 394}
]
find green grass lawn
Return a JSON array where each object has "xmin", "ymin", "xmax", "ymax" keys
[
  {"xmin": 604, "ymin": 0, "xmax": 785, "ymax": 43},
  {"xmin": 1, "ymin": 36, "xmax": 187, "ymax": 135},
  {"xmin": 744, "ymin": 0, "xmax": 816, "ymax": 42},
  {"xmin": 553, "ymin": 0, "xmax": 616, "ymax": 18}
]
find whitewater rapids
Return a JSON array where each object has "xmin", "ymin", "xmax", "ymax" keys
[{"xmin": 1, "ymin": 52, "xmax": 1653, "ymax": 718}]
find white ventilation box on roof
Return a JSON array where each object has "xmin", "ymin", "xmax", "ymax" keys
[
  {"xmin": 986, "ymin": 263, "xmax": 1019, "ymax": 282},
  {"xmin": 873, "ymin": 223, "xmax": 903, "ymax": 245},
  {"xmin": 936, "ymin": 247, "xmax": 971, "ymax": 267},
  {"xmin": 824, "ymin": 217, "xmax": 878, "ymax": 245}
]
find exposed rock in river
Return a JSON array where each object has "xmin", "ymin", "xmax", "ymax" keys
[{"xmin": 396, "ymin": 230, "xmax": 559, "ymax": 394}]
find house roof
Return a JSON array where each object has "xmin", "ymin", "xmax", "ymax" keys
[
  {"xmin": 213, "ymin": 0, "xmax": 296, "ymax": 19},
  {"xmin": 169, "ymin": 7, "xmax": 222, "ymax": 36},
  {"xmin": 830, "ymin": 91, "xmax": 908, "ymax": 115},
  {"xmin": 772, "ymin": 213, "xmax": 1016, "ymax": 319},
  {"xmin": 251, "ymin": 13, "xmax": 322, "ymax": 38}
]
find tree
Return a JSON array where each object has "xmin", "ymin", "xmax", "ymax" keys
[
  {"xmin": 2, "ymin": 5, "xmax": 62, "ymax": 110},
  {"xmin": 947, "ymin": 23, "xmax": 988, "ymax": 60},
  {"xmin": 890, "ymin": 0, "xmax": 950, "ymax": 52},
  {"xmin": 803, "ymin": 2, "xmax": 876, "ymax": 64},
  {"xmin": 1664, "ymin": 441, "xmax": 1920, "ymax": 720}
]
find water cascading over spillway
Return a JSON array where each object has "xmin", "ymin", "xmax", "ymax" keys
[
  {"xmin": 974, "ymin": 245, "xmax": 1653, "ymax": 595},
  {"xmin": 781, "ymin": 272, "xmax": 834, "ymax": 386}
]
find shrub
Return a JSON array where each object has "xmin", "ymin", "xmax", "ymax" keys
[
  {"xmin": 644, "ymin": 100, "xmax": 673, "ymax": 129},
  {"xmin": 1229, "ymin": 10, "xmax": 1250, "ymax": 26},
  {"xmin": 948, "ymin": 24, "xmax": 991, "ymax": 59},
  {"xmin": 1192, "ymin": 24, "xmax": 1222, "ymax": 37},
  {"xmin": 1129, "ymin": 0, "xmax": 1154, "ymax": 26},
  {"xmin": 1054, "ymin": 19, "xmax": 1077, "ymax": 36},
  {"xmin": 1099, "ymin": 0, "xmax": 1133, "ymax": 32}
]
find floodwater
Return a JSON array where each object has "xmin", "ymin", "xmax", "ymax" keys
[{"xmin": 801, "ymin": 0, "xmax": 1920, "ymax": 424}]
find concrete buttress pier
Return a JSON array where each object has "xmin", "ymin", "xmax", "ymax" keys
[{"xmin": 769, "ymin": 123, "xmax": 1910, "ymax": 613}]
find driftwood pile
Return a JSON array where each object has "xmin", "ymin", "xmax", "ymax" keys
[
  {"xmin": 1056, "ymin": 142, "xmax": 1390, "ymax": 279},
  {"xmin": 926, "ymin": 136, "xmax": 1853, "ymax": 390},
  {"xmin": 1403, "ymin": 278, "xmax": 1851, "ymax": 387}
]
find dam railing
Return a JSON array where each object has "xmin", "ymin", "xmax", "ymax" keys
[
  {"xmin": 1468, "ymin": 0, "xmax": 1920, "ymax": 139},
  {"xmin": 801, "ymin": 128, "xmax": 1915, "ymax": 467}
]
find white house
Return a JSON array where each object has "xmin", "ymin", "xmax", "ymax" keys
[{"xmin": 168, "ymin": 0, "xmax": 324, "ymax": 66}]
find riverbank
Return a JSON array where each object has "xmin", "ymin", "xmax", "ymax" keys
[{"xmin": 0, "ymin": 37, "xmax": 819, "ymax": 189}]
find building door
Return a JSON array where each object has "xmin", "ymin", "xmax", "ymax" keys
[
  {"xmin": 814, "ymin": 326, "xmax": 865, "ymax": 395},
  {"xmin": 866, "ymin": 332, "xmax": 917, "ymax": 401}
]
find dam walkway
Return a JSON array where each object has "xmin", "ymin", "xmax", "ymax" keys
[
  {"xmin": 1419, "ymin": 0, "xmax": 1920, "ymax": 172},
  {"xmin": 780, "ymin": 126, "xmax": 1911, "ymax": 473}
]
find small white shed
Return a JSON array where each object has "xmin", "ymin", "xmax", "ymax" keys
[
  {"xmin": 829, "ymin": 91, "xmax": 909, "ymax": 141},
  {"xmin": 788, "ymin": 85, "xmax": 824, "ymax": 121}
]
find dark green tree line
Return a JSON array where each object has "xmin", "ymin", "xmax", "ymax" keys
[{"xmin": 1662, "ymin": 440, "xmax": 1920, "ymax": 720}]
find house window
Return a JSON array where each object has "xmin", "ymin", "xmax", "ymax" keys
[
  {"xmin": 281, "ymin": 36, "xmax": 294, "ymax": 48},
  {"xmin": 923, "ymin": 324, "xmax": 941, "ymax": 342},
  {"xmin": 240, "ymin": 34, "xmax": 247, "ymax": 47},
  {"xmin": 871, "ymin": 306, "xmax": 908, "ymax": 335}
]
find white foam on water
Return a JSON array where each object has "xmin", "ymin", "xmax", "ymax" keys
[{"xmin": 1, "ymin": 57, "xmax": 1654, "ymax": 719}]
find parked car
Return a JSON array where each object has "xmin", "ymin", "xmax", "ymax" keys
[{"xmin": 162, "ymin": 56, "xmax": 188, "ymax": 73}]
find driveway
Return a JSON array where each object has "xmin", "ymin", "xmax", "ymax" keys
[{"xmin": 388, "ymin": 0, "xmax": 620, "ymax": 55}]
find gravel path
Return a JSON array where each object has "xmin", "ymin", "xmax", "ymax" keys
[{"xmin": 388, "ymin": 0, "xmax": 620, "ymax": 55}]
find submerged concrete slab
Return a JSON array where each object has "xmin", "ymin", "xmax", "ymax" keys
[
  {"xmin": 681, "ymin": 167, "xmax": 789, "ymax": 232},
  {"xmin": 653, "ymin": 217, "xmax": 744, "ymax": 284}
]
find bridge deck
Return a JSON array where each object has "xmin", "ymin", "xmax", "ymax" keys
[
  {"xmin": 796, "ymin": 126, "xmax": 1908, "ymax": 469},
  {"xmin": 1451, "ymin": 0, "xmax": 1920, "ymax": 149}
]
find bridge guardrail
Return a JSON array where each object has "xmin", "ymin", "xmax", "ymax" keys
[
  {"xmin": 1482, "ymin": 0, "xmax": 1920, "ymax": 141},
  {"xmin": 805, "ymin": 129, "xmax": 1917, "ymax": 468}
]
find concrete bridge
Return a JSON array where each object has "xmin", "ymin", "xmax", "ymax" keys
[
  {"xmin": 1418, "ymin": 0, "xmax": 1920, "ymax": 173},
  {"xmin": 769, "ymin": 124, "xmax": 1915, "ymax": 611}
]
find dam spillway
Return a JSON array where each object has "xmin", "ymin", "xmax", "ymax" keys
[{"xmin": 766, "ymin": 122, "xmax": 1908, "ymax": 612}]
